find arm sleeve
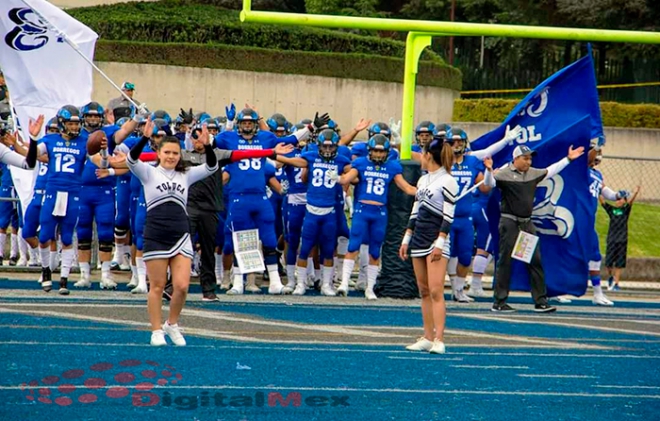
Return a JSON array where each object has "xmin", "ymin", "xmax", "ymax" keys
[
  {"xmin": 483, "ymin": 169, "xmax": 496, "ymax": 187},
  {"xmin": 229, "ymin": 149, "xmax": 276, "ymax": 162},
  {"xmin": 471, "ymin": 137, "xmax": 509, "ymax": 160},
  {"xmin": 602, "ymin": 186, "xmax": 618, "ymax": 201},
  {"xmin": 440, "ymin": 181, "xmax": 459, "ymax": 235},
  {"xmin": 187, "ymin": 145, "xmax": 219, "ymax": 185},
  {"xmin": 543, "ymin": 157, "xmax": 570, "ymax": 181},
  {"xmin": 127, "ymin": 136, "xmax": 152, "ymax": 182},
  {"xmin": 25, "ymin": 138, "xmax": 38, "ymax": 169}
]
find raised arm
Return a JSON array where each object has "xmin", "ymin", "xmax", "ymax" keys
[
  {"xmin": 339, "ymin": 118, "xmax": 371, "ymax": 146},
  {"xmin": 543, "ymin": 145, "xmax": 584, "ymax": 181},
  {"xmin": 126, "ymin": 133, "xmax": 153, "ymax": 183},
  {"xmin": 471, "ymin": 125, "xmax": 522, "ymax": 160}
]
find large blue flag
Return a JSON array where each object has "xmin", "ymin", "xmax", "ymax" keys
[{"xmin": 471, "ymin": 52, "xmax": 603, "ymax": 297}]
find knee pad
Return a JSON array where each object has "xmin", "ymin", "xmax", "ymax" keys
[
  {"xmin": 78, "ymin": 240, "xmax": 92, "ymax": 251},
  {"xmin": 337, "ymin": 236, "xmax": 349, "ymax": 255},
  {"xmin": 472, "ymin": 254, "xmax": 489, "ymax": 275},
  {"xmin": 114, "ymin": 227, "xmax": 128, "ymax": 239},
  {"xmin": 99, "ymin": 241, "xmax": 113, "ymax": 253},
  {"xmin": 447, "ymin": 256, "xmax": 458, "ymax": 276}
]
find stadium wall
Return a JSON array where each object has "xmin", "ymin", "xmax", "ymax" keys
[{"xmin": 92, "ymin": 61, "xmax": 459, "ymax": 135}]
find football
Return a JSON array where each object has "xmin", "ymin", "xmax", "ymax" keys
[{"xmin": 86, "ymin": 130, "xmax": 107, "ymax": 156}]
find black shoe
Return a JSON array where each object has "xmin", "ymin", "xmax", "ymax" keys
[
  {"xmin": 202, "ymin": 292, "xmax": 219, "ymax": 302},
  {"xmin": 534, "ymin": 303, "xmax": 557, "ymax": 313},
  {"xmin": 491, "ymin": 303, "xmax": 516, "ymax": 313},
  {"xmin": 9, "ymin": 256, "xmax": 18, "ymax": 266},
  {"xmin": 59, "ymin": 278, "xmax": 70, "ymax": 295},
  {"xmin": 42, "ymin": 267, "xmax": 52, "ymax": 292}
]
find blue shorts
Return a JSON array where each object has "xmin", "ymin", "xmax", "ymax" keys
[
  {"xmin": 269, "ymin": 194, "xmax": 284, "ymax": 240},
  {"xmin": 22, "ymin": 191, "xmax": 44, "ymax": 239},
  {"xmin": 299, "ymin": 209, "xmax": 337, "ymax": 262},
  {"xmin": 348, "ymin": 202, "xmax": 387, "ymax": 260},
  {"xmin": 227, "ymin": 193, "xmax": 277, "ymax": 249},
  {"xmin": 449, "ymin": 215, "xmax": 474, "ymax": 267},
  {"xmin": 472, "ymin": 205, "xmax": 493, "ymax": 253},
  {"xmin": 588, "ymin": 229, "xmax": 601, "ymax": 263},
  {"xmin": 115, "ymin": 174, "xmax": 132, "ymax": 229},
  {"xmin": 336, "ymin": 202, "xmax": 349, "ymax": 239},
  {"xmin": 285, "ymin": 202, "xmax": 306, "ymax": 265},
  {"xmin": 0, "ymin": 186, "xmax": 18, "ymax": 229},
  {"xmin": 78, "ymin": 185, "xmax": 116, "ymax": 243},
  {"xmin": 38, "ymin": 191, "xmax": 80, "ymax": 246}
]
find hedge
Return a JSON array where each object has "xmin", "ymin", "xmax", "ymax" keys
[
  {"xmin": 69, "ymin": 1, "xmax": 443, "ymax": 62},
  {"xmin": 453, "ymin": 99, "xmax": 660, "ymax": 129},
  {"xmin": 95, "ymin": 41, "xmax": 462, "ymax": 91}
]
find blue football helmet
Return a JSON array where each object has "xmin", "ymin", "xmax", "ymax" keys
[{"xmin": 317, "ymin": 129, "xmax": 339, "ymax": 161}]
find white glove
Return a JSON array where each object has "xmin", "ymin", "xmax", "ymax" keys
[
  {"xmin": 136, "ymin": 103, "xmax": 149, "ymax": 117},
  {"xmin": 503, "ymin": 125, "xmax": 522, "ymax": 145},
  {"xmin": 388, "ymin": 118, "xmax": 402, "ymax": 135},
  {"xmin": 345, "ymin": 195, "xmax": 354, "ymax": 216},
  {"xmin": 326, "ymin": 169, "xmax": 338, "ymax": 182}
]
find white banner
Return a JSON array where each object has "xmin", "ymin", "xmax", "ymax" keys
[{"xmin": 0, "ymin": 0, "xmax": 97, "ymax": 212}]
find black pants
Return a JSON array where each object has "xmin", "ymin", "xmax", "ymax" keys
[
  {"xmin": 494, "ymin": 217, "xmax": 548, "ymax": 306},
  {"xmin": 188, "ymin": 209, "xmax": 219, "ymax": 295}
]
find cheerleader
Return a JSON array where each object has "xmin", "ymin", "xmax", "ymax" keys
[
  {"xmin": 124, "ymin": 118, "xmax": 292, "ymax": 346},
  {"xmin": 398, "ymin": 136, "xmax": 458, "ymax": 354}
]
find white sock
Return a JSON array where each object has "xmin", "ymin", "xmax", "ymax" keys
[
  {"xmin": 60, "ymin": 249, "xmax": 75, "ymax": 279},
  {"xmin": 267, "ymin": 264, "xmax": 282, "ymax": 287},
  {"xmin": 334, "ymin": 257, "xmax": 344, "ymax": 278},
  {"xmin": 101, "ymin": 261, "xmax": 111, "ymax": 279},
  {"xmin": 30, "ymin": 246, "xmax": 40, "ymax": 265},
  {"xmin": 80, "ymin": 262, "xmax": 91, "ymax": 279},
  {"xmin": 342, "ymin": 259, "xmax": 356, "ymax": 287},
  {"xmin": 130, "ymin": 264, "xmax": 137, "ymax": 278},
  {"xmin": 450, "ymin": 276, "xmax": 459, "ymax": 294},
  {"xmin": 112, "ymin": 243, "xmax": 121, "ymax": 262},
  {"xmin": 337, "ymin": 236, "xmax": 349, "ymax": 255},
  {"xmin": 367, "ymin": 265, "xmax": 379, "ymax": 292},
  {"xmin": 232, "ymin": 266, "xmax": 243, "ymax": 291},
  {"xmin": 18, "ymin": 231, "xmax": 28, "ymax": 260},
  {"xmin": 0, "ymin": 233, "xmax": 6, "ymax": 258},
  {"xmin": 456, "ymin": 276, "xmax": 466, "ymax": 292},
  {"xmin": 286, "ymin": 265, "xmax": 296, "ymax": 287},
  {"xmin": 296, "ymin": 265, "xmax": 306, "ymax": 286},
  {"xmin": 322, "ymin": 266, "xmax": 333, "ymax": 287},
  {"xmin": 594, "ymin": 285, "xmax": 603, "ymax": 296},
  {"xmin": 136, "ymin": 257, "xmax": 147, "ymax": 289},
  {"xmin": 214, "ymin": 254, "xmax": 223, "ymax": 280},
  {"xmin": 307, "ymin": 258, "xmax": 314, "ymax": 278},
  {"xmin": 10, "ymin": 233, "xmax": 18, "ymax": 258},
  {"xmin": 314, "ymin": 268, "xmax": 322, "ymax": 282},
  {"xmin": 49, "ymin": 251, "xmax": 58, "ymax": 271},
  {"xmin": 39, "ymin": 247, "xmax": 50, "ymax": 269}
]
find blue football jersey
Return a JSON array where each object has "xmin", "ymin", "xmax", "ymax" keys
[
  {"xmin": 283, "ymin": 149, "xmax": 307, "ymax": 195},
  {"xmin": 352, "ymin": 157, "xmax": 402, "ymax": 205},
  {"xmin": 42, "ymin": 133, "xmax": 87, "ymax": 194},
  {"xmin": 351, "ymin": 143, "xmax": 399, "ymax": 161},
  {"xmin": 302, "ymin": 151, "xmax": 351, "ymax": 208},
  {"xmin": 451, "ymin": 155, "xmax": 485, "ymax": 217},
  {"xmin": 306, "ymin": 143, "xmax": 352, "ymax": 159},
  {"xmin": 34, "ymin": 161, "xmax": 49, "ymax": 190},
  {"xmin": 0, "ymin": 162, "xmax": 13, "ymax": 187},
  {"xmin": 117, "ymin": 135, "xmax": 154, "ymax": 196}
]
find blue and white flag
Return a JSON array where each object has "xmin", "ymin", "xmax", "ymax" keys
[
  {"xmin": 0, "ymin": 0, "xmax": 97, "ymax": 211},
  {"xmin": 471, "ymin": 52, "xmax": 602, "ymax": 297}
]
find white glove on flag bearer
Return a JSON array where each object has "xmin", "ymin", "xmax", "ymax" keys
[{"xmin": 0, "ymin": 0, "xmax": 98, "ymax": 213}]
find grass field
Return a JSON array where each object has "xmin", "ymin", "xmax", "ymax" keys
[{"xmin": 596, "ymin": 201, "xmax": 660, "ymax": 258}]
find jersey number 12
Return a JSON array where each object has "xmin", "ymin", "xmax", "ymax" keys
[{"xmin": 54, "ymin": 153, "xmax": 76, "ymax": 174}]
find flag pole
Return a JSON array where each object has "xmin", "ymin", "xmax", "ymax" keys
[
  {"xmin": 455, "ymin": 163, "xmax": 508, "ymax": 201},
  {"xmin": 19, "ymin": 0, "xmax": 139, "ymax": 110}
]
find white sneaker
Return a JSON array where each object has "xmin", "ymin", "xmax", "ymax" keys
[
  {"xmin": 406, "ymin": 337, "xmax": 433, "ymax": 352},
  {"xmin": 119, "ymin": 254, "xmax": 131, "ymax": 271},
  {"xmin": 453, "ymin": 290, "xmax": 473, "ymax": 303},
  {"xmin": 100, "ymin": 278, "xmax": 117, "ymax": 290},
  {"xmin": 355, "ymin": 280, "xmax": 366, "ymax": 291},
  {"xmin": 127, "ymin": 274, "xmax": 139, "ymax": 289},
  {"xmin": 150, "ymin": 329, "xmax": 167, "ymax": 346},
  {"xmin": 268, "ymin": 279, "xmax": 284, "ymax": 295},
  {"xmin": 321, "ymin": 284, "xmax": 337, "ymax": 296},
  {"xmin": 246, "ymin": 274, "xmax": 261, "ymax": 293},
  {"xmin": 131, "ymin": 285, "xmax": 148, "ymax": 294},
  {"xmin": 74, "ymin": 273, "xmax": 91, "ymax": 288},
  {"xmin": 467, "ymin": 286, "xmax": 490, "ymax": 298},
  {"xmin": 227, "ymin": 285, "xmax": 244, "ymax": 295},
  {"xmin": 593, "ymin": 293, "xmax": 614, "ymax": 306},
  {"xmin": 17, "ymin": 257, "xmax": 28, "ymax": 267},
  {"xmin": 162, "ymin": 321, "xmax": 186, "ymax": 346},
  {"xmin": 550, "ymin": 296, "xmax": 572, "ymax": 304},
  {"xmin": 365, "ymin": 288, "xmax": 377, "ymax": 300},
  {"xmin": 336, "ymin": 283, "xmax": 349, "ymax": 296},
  {"xmin": 292, "ymin": 283, "xmax": 306, "ymax": 296},
  {"xmin": 429, "ymin": 339, "xmax": 446, "ymax": 354}
]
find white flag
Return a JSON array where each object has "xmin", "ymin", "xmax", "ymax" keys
[{"xmin": 0, "ymin": 0, "xmax": 97, "ymax": 212}]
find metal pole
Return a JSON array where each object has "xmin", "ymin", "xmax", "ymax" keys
[{"xmin": 449, "ymin": 0, "xmax": 456, "ymax": 65}]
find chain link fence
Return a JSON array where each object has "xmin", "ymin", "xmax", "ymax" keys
[{"xmin": 596, "ymin": 156, "xmax": 660, "ymax": 283}]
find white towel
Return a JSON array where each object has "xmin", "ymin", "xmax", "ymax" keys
[{"xmin": 52, "ymin": 192, "xmax": 68, "ymax": 217}]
